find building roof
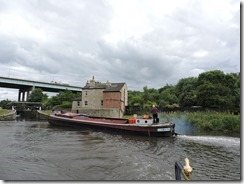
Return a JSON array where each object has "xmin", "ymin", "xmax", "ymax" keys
[
  {"xmin": 103, "ymin": 83, "xmax": 126, "ymax": 92},
  {"xmin": 83, "ymin": 82, "xmax": 105, "ymax": 89},
  {"xmin": 83, "ymin": 82, "xmax": 126, "ymax": 92},
  {"xmin": 82, "ymin": 77, "xmax": 126, "ymax": 92}
]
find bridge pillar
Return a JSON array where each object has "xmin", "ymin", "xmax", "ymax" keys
[
  {"xmin": 27, "ymin": 91, "xmax": 30, "ymax": 101},
  {"xmin": 18, "ymin": 90, "xmax": 25, "ymax": 102},
  {"xmin": 22, "ymin": 91, "xmax": 25, "ymax": 101},
  {"xmin": 18, "ymin": 91, "xmax": 21, "ymax": 101},
  {"xmin": 18, "ymin": 89, "xmax": 31, "ymax": 102}
]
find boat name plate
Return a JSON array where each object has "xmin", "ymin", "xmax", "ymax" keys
[{"xmin": 157, "ymin": 128, "xmax": 171, "ymax": 132}]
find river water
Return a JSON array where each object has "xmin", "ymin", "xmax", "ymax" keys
[{"xmin": 0, "ymin": 118, "xmax": 240, "ymax": 181}]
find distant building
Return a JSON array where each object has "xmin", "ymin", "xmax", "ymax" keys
[{"xmin": 72, "ymin": 76, "xmax": 128, "ymax": 118}]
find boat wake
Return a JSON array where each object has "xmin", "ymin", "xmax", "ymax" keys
[{"xmin": 177, "ymin": 135, "xmax": 240, "ymax": 148}]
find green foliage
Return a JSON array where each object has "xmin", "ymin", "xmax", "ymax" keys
[
  {"xmin": 44, "ymin": 90, "xmax": 81, "ymax": 108},
  {"xmin": 128, "ymin": 84, "xmax": 180, "ymax": 109},
  {"xmin": 128, "ymin": 90, "xmax": 144, "ymax": 107},
  {"xmin": 159, "ymin": 85, "xmax": 178, "ymax": 106},
  {"xmin": 0, "ymin": 99, "xmax": 11, "ymax": 108},
  {"xmin": 28, "ymin": 88, "xmax": 48, "ymax": 103},
  {"xmin": 0, "ymin": 109, "xmax": 10, "ymax": 115},
  {"xmin": 55, "ymin": 101, "xmax": 73, "ymax": 109},
  {"xmin": 196, "ymin": 70, "xmax": 239, "ymax": 110},
  {"xmin": 41, "ymin": 110, "xmax": 52, "ymax": 115},
  {"xmin": 127, "ymin": 70, "xmax": 240, "ymax": 114},
  {"xmin": 186, "ymin": 112, "xmax": 240, "ymax": 133},
  {"xmin": 175, "ymin": 77, "xmax": 198, "ymax": 107}
]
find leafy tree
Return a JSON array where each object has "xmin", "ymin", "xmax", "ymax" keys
[
  {"xmin": 126, "ymin": 70, "xmax": 240, "ymax": 113},
  {"xmin": 45, "ymin": 90, "xmax": 81, "ymax": 108},
  {"xmin": 28, "ymin": 88, "xmax": 48, "ymax": 102},
  {"xmin": 226, "ymin": 73, "xmax": 240, "ymax": 110},
  {"xmin": 158, "ymin": 84, "xmax": 173, "ymax": 93},
  {"xmin": 175, "ymin": 77, "xmax": 198, "ymax": 107},
  {"xmin": 158, "ymin": 85, "xmax": 178, "ymax": 106},
  {"xmin": 197, "ymin": 70, "xmax": 225, "ymax": 84},
  {"xmin": 130, "ymin": 94, "xmax": 144, "ymax": 106},
  {"xmin": 142, "ymin": 86, "xmax": 150, "ymax": 105},
  {"xmin": 0, "ymin": 99, "xmax": 11, "ymax": 108},
  {"xmin": 196, "ymin": 70, "xmax": 239, "ymax": 110},
  {"xmin": 148, "ymin": 88, "xmax": 160, "ymax": 102}
]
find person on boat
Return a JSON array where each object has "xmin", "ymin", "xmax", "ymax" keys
[{"xmin": 151, "ymin": 105, "xmax": 158, "ymax": 123}]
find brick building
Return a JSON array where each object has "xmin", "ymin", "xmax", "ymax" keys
[{"xmin": 72, "ymin": 77, "xmax": 128, "ymax": 118}]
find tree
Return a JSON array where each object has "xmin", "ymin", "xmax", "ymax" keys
[
  {"xmin": 158, "ymin": 84, "xmax": 173, "ymax": 93},
  {"xmin": 142, "ymin": 86, "xmax": 150, "ymax": 105},
  {"xmin": 28, "ymin": 88, "xmax": 48, "ymax": 102},
  {"xmin": 158, "ymin": 85, "xmax": 178, "ymax": 106},
  {"xmin": 128, "ymin": 90, "xmax": 143, "ymax": 106},
  {"xmin": 0, "ymin": 99, "xmax": 11, "ymax": 109},
  {"xmin": 175, "ymin": 77, "xmax": 198, "ymax": 107},
  {"xmin": 125, "ymin": 70, "xmax": 240, "ymax": 113},
  {"xmin": 44, "ymin": 90, "xmax": 81, "ymax": 108},
  {"xmin": 196, "ymin": 70, "xmax": 239, "ymax": 110}
]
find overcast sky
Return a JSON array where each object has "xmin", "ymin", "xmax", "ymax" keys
[{"xmin": 0, "ymin": 0, "xmax": 240, "ymax": 100}]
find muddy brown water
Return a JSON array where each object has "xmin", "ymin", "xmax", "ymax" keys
[{"xmin": 0, "ymin": 119, "xmax": 240, "ymax": 181}]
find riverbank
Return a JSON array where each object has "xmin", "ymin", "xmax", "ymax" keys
[
  {"xmin": 37, "ymin": 110, "xmax": 50, "ymax": 120},
  {"xmin": 161, "ymin": 112, "xmax": 240, "ymax": 133},
  {"xmin": 186, "ymin": 112, "xmax": 240, "ymax": 133},
  {"xmin": 0, "ymin": 109, "xmax": 16, "ymax": 121},
  {"xmin": 0, "ymin": 109, "xmax": 51, "ymax": 121}
]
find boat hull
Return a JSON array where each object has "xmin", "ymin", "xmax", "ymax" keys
[{"xmin": 48, "ymin": 114, "xmax": 175, "ymax": 137}]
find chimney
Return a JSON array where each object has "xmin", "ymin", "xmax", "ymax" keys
[
  {"xmin": 90, "ymin": 76, "xmax": 96, "ymax": 88},
  {"xmin": 106, "ymin": 80, "xmax": 111, "ymax": 87}
]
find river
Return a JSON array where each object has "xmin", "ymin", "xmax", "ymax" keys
[{"xmin": 0, "ymin": 118, "xmax": 240, "ymax": 181}]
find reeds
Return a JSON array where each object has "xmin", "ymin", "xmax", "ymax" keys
[{"xmin": 185, "ymin": 112, "xmax": 240, "ymax": 133}]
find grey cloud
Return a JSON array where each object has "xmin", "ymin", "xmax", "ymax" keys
[
  {"xmin": 0, "ymin": 37, "xmax": 17, "ymax": 64},
  {"xmin": 0, "ymin": 0, "xmax": 240, "ymax": 100},
  {"xmin": 0, "ymin": 0, "xmax": 113, "ymax": 77},
  {"xmin": 97, "ymin": 38, "xmax": 181, "ymax": 89}
]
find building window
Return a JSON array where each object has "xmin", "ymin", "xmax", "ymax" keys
[
  {"xmin": 101, "ymin": 100, "xmax": 103, "ymax": 106},
  {"xmin": 85, "ymin": 101, "xmax": 88, "ymax": 106},
  {"xmin": 77, "ymin": 101, "xmax": 80, "ymax": 107},
  {"xmin": 85, "ymin": 91, "xmax": 88, "ymax": 96}
]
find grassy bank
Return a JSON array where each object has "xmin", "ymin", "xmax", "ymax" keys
[
  {"xmin": 185, "ymin": 112, "xmax": 240, "ymax": 133},
  {"xmin": 0, "ymin": 109, "xmax": 11, "ymax": 116},
  {"xmin": 41, "ymin": 110, "xmax": 52, "ymax": 115},
  {"xmin": 160, "ymin": 111, "xmax": 240, "ymax": 133}
]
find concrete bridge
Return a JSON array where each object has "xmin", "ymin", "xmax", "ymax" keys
[{"xmin": 0, "ymin": 76, "xmax": 82, "ymax": 101}]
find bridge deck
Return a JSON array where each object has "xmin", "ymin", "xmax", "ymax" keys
[{"xmin": 0, "ymin": 76, "xmax": 82, "ymax": 92}]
